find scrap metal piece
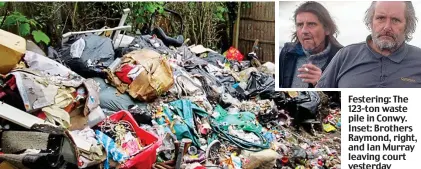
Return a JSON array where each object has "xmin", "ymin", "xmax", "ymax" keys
[{"xmin": 175, "ymin": 142, "xmax": 185, "ymax": 169}]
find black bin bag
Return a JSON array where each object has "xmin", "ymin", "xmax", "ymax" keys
[
  {"xmin": 245, "ymin": 71, "xmax": 275, "ymax": 98},
  {"xmin": 59, "ymin": 34, "xmax": 115, "ymax": 78}
]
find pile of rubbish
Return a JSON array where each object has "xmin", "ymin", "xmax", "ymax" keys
[{"xmin": 0, "ymin": 26, "xmax": 341, "ymax": 169}]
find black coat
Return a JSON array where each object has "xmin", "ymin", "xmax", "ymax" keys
[{"xmin": 279, "ymin": 41, "xmax": 342, "ymax": 88}]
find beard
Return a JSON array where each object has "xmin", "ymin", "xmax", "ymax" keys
[{"xmin": 372, "ymin": 31, "xmax": 403, "ymax": 51}]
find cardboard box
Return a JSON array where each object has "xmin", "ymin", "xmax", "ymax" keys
[
  {"xmin": 0, "ymin": 29, "xmax": 26, "ymax": 74},
  {"xmin": 0, "ymin": 161, "xmax": 19, "ymax": 169}
]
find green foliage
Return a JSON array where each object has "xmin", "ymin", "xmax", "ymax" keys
[
  {"xmin": 242, "ymin": 2, "xmax": 252, "ymax": 9},
  {"xmin": 165, "ymin": 2, "xmax": 234, "ymax": 49},
  {"xmin": 215, "ymin": 5, "xmax": 228, "ymax": 21},
  {"xmin": 0, "ymin": 2, "xmax": 247, "ymax": 47},
  {"xmin": 131, "ymin": 2, "xmax": 164, "ymax": 27},
  {"xmin": 4, "ymin": 12, "xmax": 28, "ymax": 27},
  {"xmin": 188, "ymin": 2, "xmax": 195, "ymax": 9},
  {"xmin": 18, "ymin": 23, "xmax": 30, "ymax": 36},
  {"xmin": 1, "ymin": 11, "xmax": 50, "ymax": 45},
  {"xmin": 32, "ymin": 30, "xmax": 50, "ymax": 44}
]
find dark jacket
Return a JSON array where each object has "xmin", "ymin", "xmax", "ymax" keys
[{"xmin": 279, "ymin": 41, "xmax": 342, "ymax": 88}]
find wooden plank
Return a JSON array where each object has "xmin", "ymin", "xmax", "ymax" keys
[
  {"xmin": 239, "ymin": 38, "xmax": 275, "ymax": 45},
  {"xmin": 238, "ymin": 2, "xmax": 275, "ymax": 63},
  {"xmin": 240, "ymin": 17, "xmax": 275, "ymax": 22},
  {"xmin": 240, "ymin": 20, "xmax": 275, "ymax": 41}
]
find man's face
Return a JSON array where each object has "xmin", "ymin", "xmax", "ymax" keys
[
  {"xmin": 371, "ymin": 2, "xmax": 406, "ymax": 51},
  {"xmin": 296, "ymin": 12, "xmax": 328, "ymax": 54}
]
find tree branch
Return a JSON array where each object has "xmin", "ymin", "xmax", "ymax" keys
[
  {"xmin": 1, "ymin": 3, "xmax": 10, "ymax": 28},
  {"xmin": 85, "ymin": 17, "xmax": 121, "ymax": 27}
]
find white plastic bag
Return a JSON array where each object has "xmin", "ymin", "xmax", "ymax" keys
[{"xmin": 70, "ymin": 38, "xmax": 86, "ymax": 58}]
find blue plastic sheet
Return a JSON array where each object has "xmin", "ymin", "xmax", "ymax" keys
[
  {"xmin": 95, "ymin": 130, "xmax": 129, "ymax": 169},
  {"xmin": 157, "ymin": 99, "xmax": 208, "ymax": 147}
]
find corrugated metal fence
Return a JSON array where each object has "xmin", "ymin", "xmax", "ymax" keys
[{"xmin": 238, "ymin": 2, "xmax": 275, "ymax": 63}]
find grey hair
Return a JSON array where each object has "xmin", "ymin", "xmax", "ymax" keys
[{"xmin": 364, "ymin": 1, "xmax": 418, "ymax": 41}]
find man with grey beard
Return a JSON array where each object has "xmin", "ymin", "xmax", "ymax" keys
[{"xmin": 316, "ymin": 1, "xmax": 421, "ymax": 88}]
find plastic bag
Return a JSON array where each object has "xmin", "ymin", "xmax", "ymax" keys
[
  {"xmin": 245, "ymin": 72, "xmax": 275, "ymax": 98},
  {"xmin": 224, "ymin": 47, "xmax": 244, "ymax": 62},
  {"xmin": 297, "ymin": 91, "xmax": 320, "ymax": 114},
  {"xmin": 59, "ymin": 34, "xmax": 115, "ymax": 78},
  {"xmin": 70, "ymin": 38, "xmax": 85, "ymax": 58}
]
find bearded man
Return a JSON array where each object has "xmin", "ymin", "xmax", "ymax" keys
[{"xmin": 317, "ymin": 1, "xmax": 421, "ymax": 88}]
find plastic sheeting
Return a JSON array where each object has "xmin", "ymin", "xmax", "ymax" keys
[
  {"xmin": 92, "ymin": 77, "xmax": 146, "ymax": 113},
  {"xmin": 95, "ymin": 130, "xmax": 129, "ymax": 169},
  {"xmin": 121, "ymin": 35, "xmax": 176, "ymax": 57},
  {"xmin": 60, "ymin": 34, "xmax": 115, "ymax": 78},
  {"xmin": 159, "ymin": 100, "xmax": 208, "ymax": 147},
  {"xmin": 202, "ymin": 52, "xmax": 227, "ymax": 68},
  {"xmin": 10, "ymin": 70, "xmax": 59, "ymax": 111},
  {"xmin": 245, "ymin": 71, "xmax": 275, "ymax": 98},
  {"xmin": 24, "ymin": 51, "xmax": 84, "ymax": 81},
  {"xmin": 297, "ymin": 91, "xmax": 320, "ymax": 115}
]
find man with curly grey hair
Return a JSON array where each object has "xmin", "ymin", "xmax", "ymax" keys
[
  {"xmin": 317, "ymin": 1, "xmax": 421, "ymax": 88},
  {"xmin": 278, "ymin": 1, "xmax": 343, "ymax": 88}
]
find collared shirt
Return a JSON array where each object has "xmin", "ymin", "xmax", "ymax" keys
[{"xmin": 317, "ymin": 36, "xmax": 421, "ymax": 88}]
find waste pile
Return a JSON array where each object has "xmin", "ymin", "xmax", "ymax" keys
[{"xmin": 0, "ymin": 27, "xmax": 341, "ymax": 169}]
